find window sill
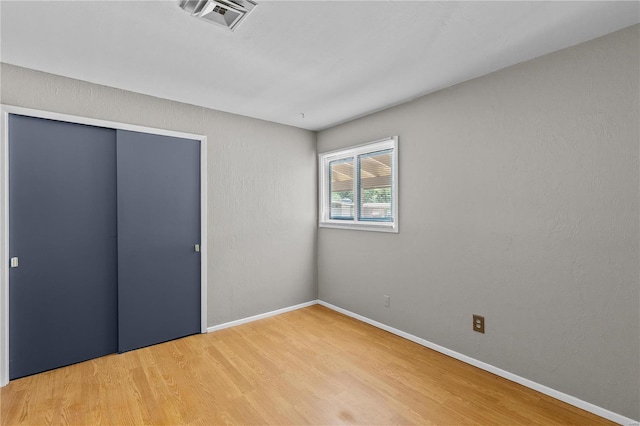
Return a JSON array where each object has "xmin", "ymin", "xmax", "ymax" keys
[{"xmin": 319, "ymin": 221, "xmax": 398, "ymax": 233}]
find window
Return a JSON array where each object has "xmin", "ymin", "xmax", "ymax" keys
[{"xmin": 319, "ymin": 136, "xmax": 398, "ymax": 232}]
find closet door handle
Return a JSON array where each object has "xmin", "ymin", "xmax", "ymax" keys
[{"xmin": 194, "ymin": 244, "xmax": 200, "ymax": 253}]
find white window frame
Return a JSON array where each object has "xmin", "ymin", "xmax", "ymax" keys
[{"xmin": 318, "ymin": 136, "xmax": 398, "ymax": 233}]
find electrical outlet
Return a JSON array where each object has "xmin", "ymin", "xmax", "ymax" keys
[
  {"xmin": 473, "ymin": 314, "xmax": 485, "ymax": 334},
  {"xmin": 384, "ymin": 295, "xmax": 390, "ymax": 308}
]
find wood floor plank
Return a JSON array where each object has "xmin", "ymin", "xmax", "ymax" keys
[{"xmin": 1, "ymin": 305, "xmax": 615, "ymax": 425}]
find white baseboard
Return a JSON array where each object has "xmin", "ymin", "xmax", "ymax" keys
[
  {"xmin": 207, "ymin": 300, "xmax": 319, "ymax": 333},
  {"xmin": 317, "ymin": 300, "xmax": 638, "ymax": 426}
]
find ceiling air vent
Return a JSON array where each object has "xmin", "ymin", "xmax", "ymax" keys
[{"xmin": 178, "ymin": 0, "xmax": 257, "ymax": 31}]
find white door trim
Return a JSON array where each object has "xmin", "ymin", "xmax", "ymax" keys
[{"xmin": 0, "ymin": 104, "xmax": 209, "ymax": 387}]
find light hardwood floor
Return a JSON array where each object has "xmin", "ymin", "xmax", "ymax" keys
[{"xmin": 1, "ymin": 304, "xmax": 613, "ymax": 425}]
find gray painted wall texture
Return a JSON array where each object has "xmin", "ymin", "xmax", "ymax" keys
[
  {"xmin": 317, "ymin": 25, "xmax": 639, "ymax": 419},
  {"xmin": 0, "ymin": 63, "xmax": 318, "ymax": 327}
]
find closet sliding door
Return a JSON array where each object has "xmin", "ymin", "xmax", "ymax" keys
[
  {"xmin": 116, "ymin": 130, "xmax": 201, "ymax": 353},
  {"xmin": 8, "ymin": 116, "xmax": 202, "ymax": 379},
  {"xmin": 8, "ymin": 115, "xmax": 118, "ymax": 379}
]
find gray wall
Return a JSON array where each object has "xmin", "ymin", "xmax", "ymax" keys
[
  {"xmin": 0, "ymin": 63, "xmax": 318, "ymax": 327},
  {"xmin": 317, "ymin": 25, "xmax": 639, "ymax": 420}
]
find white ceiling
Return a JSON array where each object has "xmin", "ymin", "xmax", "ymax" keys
[{"xmin": 1, "ymin": 1, "xmax": 639, "ymax": 131}]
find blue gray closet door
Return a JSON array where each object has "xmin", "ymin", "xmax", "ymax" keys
[
  {"xmin": 8, "ymin": 114, "xmax": 118, "ymax": 379},
  {"xmin": 116, "ymin": 130, "xmax": 201, "ymax": 353}
]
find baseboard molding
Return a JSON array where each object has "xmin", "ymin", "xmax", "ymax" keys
[
  {"xmin": 317, "ymin": 300, "xmax": 637, "ymax": 426},
  {"xmin": 207, "ymin": 300, "xmax": 319, "ymax": 333}
]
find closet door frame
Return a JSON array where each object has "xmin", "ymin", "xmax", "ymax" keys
[{"xmin": 0, "ymin": 104, "xmax": 208, "ymax": 387}]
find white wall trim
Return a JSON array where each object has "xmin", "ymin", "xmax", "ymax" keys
[
  {"xmin": 317, "ymin": 300, "xmax": 638, "ymax": 426},
  {"xmin": 207, "ymin": 300, "xmax": 319, "ymax": 333},
  {"xmin": 0, "ymin": 112, "xmax": 9, "ymax": 387},
  {"xmin": 0, "ymin": 105, "xmax": 206, "ymax": 140},
  {"xmin": 200, "ymin": 135, "xmax": 208, "ymax": 334},
  {"xmin": 0, "ymin": 104, "xmax": 208, "ymax": 386}
]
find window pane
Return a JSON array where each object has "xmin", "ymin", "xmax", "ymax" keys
[
  {"xmin": 358, "ymin": 149, "xmax": 392, "ymax": 221},
  {"xmin": 329, "ymin": 157, "xmax": 354, "ymax": 220}
]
